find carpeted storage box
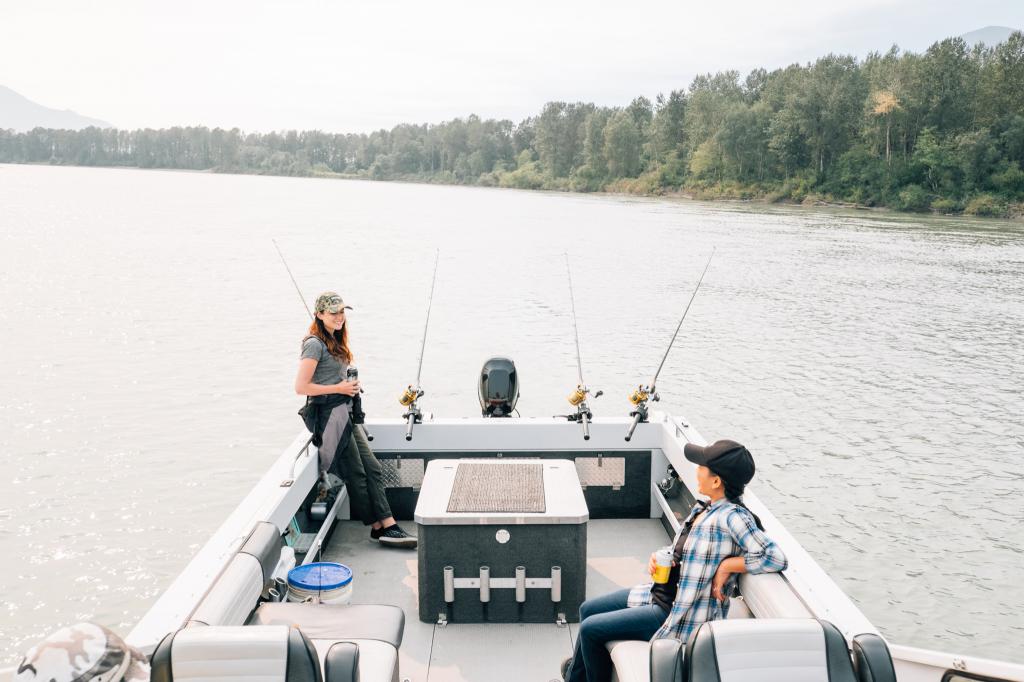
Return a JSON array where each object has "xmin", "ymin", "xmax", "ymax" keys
[{"xmin": 415, "ymin": 459, "xmax": 588, "ymax": 624}]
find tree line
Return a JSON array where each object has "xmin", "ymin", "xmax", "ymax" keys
[{"xmin": 2, "ymin": 34, "xmax": 1023, "ymax": 216}]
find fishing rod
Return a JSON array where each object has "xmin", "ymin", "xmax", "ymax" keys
[
  {"xmin": 272, "ymin": 239, "xmax": 373, "ymax": 441},
  {"xmin": 399, "ymin": 249, "xmax": 440, "ymax": 441},
  {"xmin": 273, "ymin": 239, "xmax": 313, "ymax": 318},
  {"xmin": 624, "ymin": 249, "xmax": 715, "ymax": 442},
  {"xmin": 561, "ymin": 253, "xmax": 602, "ymax": 440}
]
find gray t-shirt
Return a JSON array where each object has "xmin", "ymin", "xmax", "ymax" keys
[{"xmin": 300, "ymin": 337, "xmax": 349, "ymax": 387}]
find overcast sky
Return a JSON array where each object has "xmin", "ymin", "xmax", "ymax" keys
[{"xmin": 2, "ymin": 0, "xmax": 1022, "ymax": 133}]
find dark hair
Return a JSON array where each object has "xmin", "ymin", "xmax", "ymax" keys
[{"xmin": 708, "ymin": 467, "xmax": 765, "ymax": 531}]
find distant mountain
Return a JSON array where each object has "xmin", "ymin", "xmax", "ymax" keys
[
  {"xmin": 960, "ymin": 26, "xmax": 1017, "ymax": 47},
  {"xmin": 0, "ymin": 85, "xmax": 112, "ymax": 132}
]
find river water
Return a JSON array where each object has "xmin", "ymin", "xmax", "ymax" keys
[{"xmin": 1, "ymin": 164, "xmax": 1022, "ymax": 666}]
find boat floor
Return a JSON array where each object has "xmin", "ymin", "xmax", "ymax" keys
[{"xmin": 321, "ymin": 518, "xmax": 669, "ymax": 682}]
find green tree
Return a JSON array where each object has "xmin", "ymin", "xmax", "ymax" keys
[{"xmin": 603, "ymin": 110, "xmax": 642, "ymax": 178}]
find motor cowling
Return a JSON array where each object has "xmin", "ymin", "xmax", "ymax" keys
[{"xmin": 478, "ymin": 357, "xmax": 519, "ymax": 417}]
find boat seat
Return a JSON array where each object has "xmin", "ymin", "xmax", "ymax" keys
[
  {"xmin": 648, "ymin": 618, "xmax": 896, "ymax": 682},
  {"xmin": 188, "ymin": 552, "xmax": 264, "ymax": 627},
  {"xmin": 186, "ymin": 521, "xmax": 285, "ymax": 627},
  {"xmin": 606, "ymin": 577, "xmax": 767, "ymax": 682},
  {"xmin": 735, "ymin": 572, "xmax": 811, "ymax": 618},
  {"xmin": 250, "ymin": 602, "xmax": 405, "ymax": 682},
  {"xmin": 240, "ymin": 521, "xmax": 285, "ymax": 592},
  {"xmin": 150, "ymin": 624, "xmax": 322, "ymax": 682}
]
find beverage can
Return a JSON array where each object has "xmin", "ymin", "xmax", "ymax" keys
[{"xmin": 652, "ymin": 548, "xmax": 673, "ymax": 584}]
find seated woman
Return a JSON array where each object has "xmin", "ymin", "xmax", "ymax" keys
[
  {"xmin": 295, "ymin": 292, "xmax": 416, "ymax": 548},
  {"xmin": 562, "ymin": 439, "xmax": 787, "ymax": 682}
]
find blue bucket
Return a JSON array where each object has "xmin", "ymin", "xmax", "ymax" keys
[{"xmin": 286, "ymin": 562, "xmax": 353, "ymax": 604}]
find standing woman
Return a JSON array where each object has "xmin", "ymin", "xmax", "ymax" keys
[{"xmin": 294, "ymin": 292, "xmax": 417, "ymax": 548}]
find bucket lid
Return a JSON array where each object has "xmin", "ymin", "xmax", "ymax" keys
[{"xmin": 288, "ymin": 562, "xmax": 352, "ymax": 591}]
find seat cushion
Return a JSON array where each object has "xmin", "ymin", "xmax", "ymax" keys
[
  {"xmin": 608, "ymin": 640, "xmax": 651, "ymax": 682},
  {"xmin": 150, "ymin": 625, "xmax": 321, "ymax": 682},
  {"xmin": 311, "ymin": 639, "xmax": 397, "ymax": 682},
  {"xmin": 324, "ymin": 642, "xmax": 359, "ymax": 682},
  {"xmin": 685, "ymin": 619, "xmax": 858, "ymax": 682},
  {"xmin": 250, "ymin": 603, "xmax": 404, "ymax": 648},
  {"xmin": 240, "ymin": 521, "xmax": 284, "ymax": 589},
  {"xmin": 189, "ymin": 553, "xmax": 264, "ymax": 627},
  {"xmin": 736, "ymin": 573, "xmax": 811, "ymax": 618},
  {"xmin": 851, "ymin": 633, "xmax": 896, "ymax": 682}
]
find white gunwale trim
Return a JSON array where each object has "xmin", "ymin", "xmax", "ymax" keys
[
  {"xmin": 890, "ymin": 643, "xmax": 1024, "ymax": 682},
  {"xmin": 126, "ymin": 430, "xmax": 318, "ymax": 651}
]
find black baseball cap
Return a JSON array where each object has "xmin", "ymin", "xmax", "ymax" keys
[{"xmin": 683, "ymin": 439, "xmax": 755, "ymax": 487}]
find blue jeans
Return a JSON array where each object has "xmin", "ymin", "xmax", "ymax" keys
[{"xmin": 565, "ymin": 588, "xmax": 667, "ymax": 682}]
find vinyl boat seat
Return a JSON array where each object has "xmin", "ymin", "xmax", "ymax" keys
[
  {"xmin": 249, "ymin": 602, "xmax": 405, "ymax": 682},
  {"xmin": 150, "ymin": 625, "xmax": 324, "ymax": 682},
  {"xmin": 607, "ymin": 571, "xmax": 797, "ymax": 682},
  {"xmin": 650, "ymin": 619, "xmax": 897, "ymax": 682},
  {"xmin": 188, "ymin": 521, "xmax": 285, "ymax": 627}
]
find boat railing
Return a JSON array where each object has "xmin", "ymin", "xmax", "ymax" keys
[{"xmin": 287, "ymin": 434, "xmax": 315, "ymax": 483}]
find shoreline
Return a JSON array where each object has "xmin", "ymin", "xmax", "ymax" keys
[{"xmin": 5, "ymin": 160, "xmax": 1022, "ymax": 222}]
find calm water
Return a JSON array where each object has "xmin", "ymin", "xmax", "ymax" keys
[{"xmin": 1, "ymin": 164, "xmax": 1022, "ymax": 665}]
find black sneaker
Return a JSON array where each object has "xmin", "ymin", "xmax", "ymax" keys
[{"xmin": 374, "ymin": 524, "xmax": 417, "ymax": 548}]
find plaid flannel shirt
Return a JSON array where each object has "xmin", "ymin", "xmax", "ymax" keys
[{"xmin": 627, "ymin": 497, "xmax": 788, "ymax": 641}]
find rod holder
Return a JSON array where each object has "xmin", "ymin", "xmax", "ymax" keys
[
  {"xmin": 551, "ymin": 566, "xmax": 562, "ymax": 602},
  {"xmin": 515, "ymin": 566, "xmax": 526, "ymax": 603},
  {"xmin": 479, "ymin": 566, "xmax": 490, "ymax": 603},
  {"xmin": 443, "ymin": 566, "xmax": 455, "ymax": 603}
]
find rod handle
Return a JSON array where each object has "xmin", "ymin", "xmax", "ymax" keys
[{"xmin": 625, "ymin": 411, "xmax": 643, "ymax": 442}]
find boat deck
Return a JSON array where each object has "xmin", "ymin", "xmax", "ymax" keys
[{"xmin": 321, "ymin": 518, "xmax": 670, "ymax": 682}]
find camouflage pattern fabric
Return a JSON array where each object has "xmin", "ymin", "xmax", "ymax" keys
[
  {"xmin": 15, "ymin": 622, "xmax": 150, "ymax": 682},
  {"xmin": 314, "ymin": 291, "xmax": 352, "ymax": 314}
]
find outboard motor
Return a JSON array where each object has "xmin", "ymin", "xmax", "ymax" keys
[{"xmin": 478, "ymin": 357, "xmax": 519, "ymax": 417}]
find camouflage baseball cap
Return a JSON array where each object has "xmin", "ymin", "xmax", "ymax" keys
[
  {"xmin": 15, "ymin": 622, "xmax": 150, "ymax": 682},
  {"xmin": 314, "ymin": 291, "xmax": 353, "ymax": 314}
]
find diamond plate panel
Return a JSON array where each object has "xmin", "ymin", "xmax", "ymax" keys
[
  {"xmin": 380, "ymin": 457, "xmax": 425, "ymax": 490},
  {"xmin": 574, "ymin": 457, "xmax": 625, "ymax": 490}
]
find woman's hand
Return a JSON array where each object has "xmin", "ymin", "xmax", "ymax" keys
[
  {"xmin": 712, "ymin": 564, "xmax": 730, "ymax": 601},
  {"xmin": 335, "ymin": 380, "xmax": 361, "ymax": 396},
  {"xmin": 648, "ymin": 552, "xmax": 657, "ymax": 577},
  {"xmin": 712, "ymin": 556, "xmax": 746, "ymax": 601}
]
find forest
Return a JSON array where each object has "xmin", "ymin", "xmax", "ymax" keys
[{"xmin": 2, "ymin": 34, "xmax": 1023, "ymax": 217}]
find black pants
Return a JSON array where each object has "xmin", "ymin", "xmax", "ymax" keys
[{"xmin": 328, "ymin": 424, "xmax": 393, "ymax": 525}]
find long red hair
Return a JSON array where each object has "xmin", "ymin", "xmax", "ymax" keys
[{"xmin": 308, "ymin": 316, "xmax": 353, "ymax": 364}]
